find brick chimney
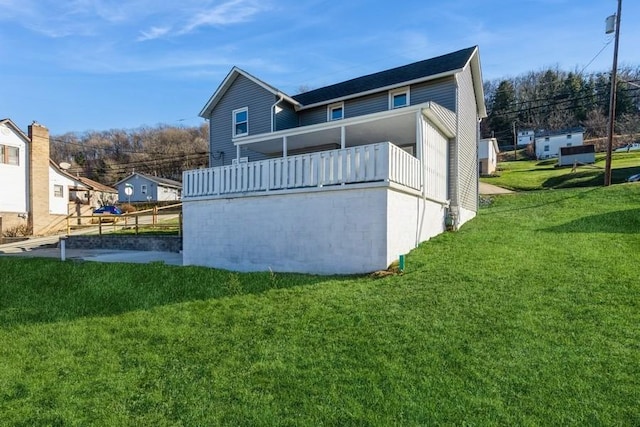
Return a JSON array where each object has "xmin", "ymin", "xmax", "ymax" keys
[{"xmin": 28, "ymin": 122, "xmax": 50, "ymax": 235}]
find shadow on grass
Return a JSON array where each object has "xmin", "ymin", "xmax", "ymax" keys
[
  {"xmin": 542, "ymin": 208, "xmax": 640, "ymax": 234},
  {"xmin": 482, "ymin": 187, "xmax": 600, "ymax": 214},
  {"xmin": 542, "ymin": 166, "xmax": 640, "ymax": 189},
  {"xmin": 0, "ymin": 258, "xmax": 342, "ymax": 328}
]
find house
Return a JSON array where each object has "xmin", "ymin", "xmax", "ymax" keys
[
  {"xmin": 116, "ymin": 172, "xmax": 182, "ymax": 203},
  {"xmin": 1, "ymin": 118, "xmax": 119, "ymax": 236},
  {"xmin": 478, "ymin": 138, "xmax": 499, "ymax": 175},
  {"xmin": 535, "ymin": 128, "xmax": 584, "ymax": 160},
  {"xmin": 0, "ymin": 119, "xmax": 66, "ymax": 235},
  {"xmin": 558, "ymin": 144, "xmax": 595, "ymax": 167},
  {"xmin": 517, "ymin": 130, "xmax": 535, "ymax": 146},
  {"xmin": 70, "ymin": 175, "xmax": 118, "ymax": 208},
  {"xmin": 182, "ymin": 46, "xmax": 486, "ymax": 274}
]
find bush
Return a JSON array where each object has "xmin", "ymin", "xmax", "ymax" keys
[
  {"xmin": 2, "ymin": 224, "xmax": 32, "ymax": 237},
  {"xmin": 119, "ymin": 203, "xmax": 137, "ymax": 213}
]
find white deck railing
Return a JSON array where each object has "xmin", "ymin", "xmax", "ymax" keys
[{"xmin": 183, "ymin": 142, "xmax": 421, "ymax": 199}]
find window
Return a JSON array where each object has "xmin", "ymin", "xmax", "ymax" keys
[
  {"xmin": 545, "ymin": 137, "xmax": 550, "ymax": 141},
  {"xmin": 141, "ymin": 184, "xmax": 147, "ymax": 194},
  {"xmin": 544, "ymin": 145, "xmax": 550, "ymax": 152},
  {"xmin": 328, "ymin": 103, "xmax": 344, "ymax": 121},
  {"xmin": 233, "ymin": 107, "xmax": 248, "ymax": 137},
  {"xmin": 0, "ymin": 145, "xmax": 19, "ymax": 165},
  {"xmin": 567, "ymin": 143, "xmax": 572, "ymax": 147},
  {"xmin": 389, "ymin": 87, "xmax": 409, "ymax": 109},
  {"xmin": 54, "ymin": 185, "xmax": 64, "ymax": 198},
  {"xmin": 567, "ymin": 134, "xmax": 572, "ymax": 139}
]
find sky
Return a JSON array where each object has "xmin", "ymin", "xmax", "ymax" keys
[{"xmin": 1, "ymin": 0, "xmax": 639, "ymax": 135}]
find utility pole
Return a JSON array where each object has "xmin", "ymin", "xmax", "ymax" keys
[
  {"xmin": 604, "ymin": 0, "xmax": 622, "ymax": 186},
  {"xmin": 512, "ymin": 122, "xmax": 517, "ymax": 161}
]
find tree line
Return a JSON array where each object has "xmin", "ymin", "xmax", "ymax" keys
[
  {"xmin": 49, "ymin": 65, "xmax": 640, "ymax": 186},
  {"xmin": 50, "ymin": 124, "xmax": 209, "ymax": 186},
  {"xmin": 482, "ymin": 66, "xmax": 640, "ymax": 147}
]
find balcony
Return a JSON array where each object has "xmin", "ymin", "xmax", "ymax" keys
[{"xmin": 183, "ymin": 141, "xmax": 422, "ymax": 200}]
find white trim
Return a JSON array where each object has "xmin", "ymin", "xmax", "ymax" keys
[
  {"xmin": 234, "ymin": 102, "xmax": 452, "ymax": 147},
  {"xmin": 389, "ymin": 86, "xmax": 410, "ymax": 109},
  {"xmin": 233, "ymin": 107, "xmax": 249, "ymax": 138},
  {"xmin": 327, "ymin": 102, "xmax": 344, "ymax": 121},
  {"xmin": 200, "ymin": 67, "xmax": 301, "ymax": 118}
]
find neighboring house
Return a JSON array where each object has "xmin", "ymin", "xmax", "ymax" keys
[
  {"xmin": 70, "ymin": 175, "xmax": 118, "ymax": 208},
  {"xmin": 0, "ymin": 119, "xmax": 59, "ymax": 235},
  {"xmin": 535, "ymin": 128, "xmax": 584, "ymax": 159},
  {"xmin": 116, "ymin": 172, "xmax": 182, "ymax": 203},
  {"xmin": 478, "ymin": 138, "xmax": 499, "ymax": 175},
  {"xmin": 49, "ymin": 160, "xmax": 85, "ymax": 216},
  {"xmin": 183, "ymin": 46, "xmax": 487, "ymax": 274},
  {"xmin": 558, "ymin": 144, "xmax": 596, "ymax": 167},
  {"xmin": 517, "ymin": 130, "xmax": 535, "ymax": 146}
]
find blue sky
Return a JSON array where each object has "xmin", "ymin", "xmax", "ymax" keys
[{"xmin": 1, "ymin": 0, "xmax": 638, "ymax": 135}]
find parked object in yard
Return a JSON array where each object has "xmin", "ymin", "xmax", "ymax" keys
[
  {"xmin": 92, "ymin": 205, "xmax": 123, "ymax": 222},
  {"xmin": 627, "ymin": 174, "xmax": 640, "ymax": 183},
  {"xmin": 614, "ymin": 143, "xmax": 640, "ymax": 152}
]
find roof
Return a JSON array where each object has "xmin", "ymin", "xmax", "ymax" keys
[
  {"xmin": 116, "ymin": 172, "xmax": 182, "ymax": 189},
  {"xmin": 560, "ymin": 144, "xmax": 595, "ymax": 156},
  {"xmin": 0, "ymin": 118, "xmax": 31, "ymax": 143},
  {"xmin": 200, "ymin": 46, "xmax": 487, "ymax": 120},
  {"xmin": 199, "ymin": 67, "xmax": 302, "ymax": 118},
  {"xmin": 535, "ymin": 127, "xmax": 584, "ymax": 138},
  {"xmin": 76, "ymin": 176, "xmax": 117, "ymax": 193},
  {"xmin": 292, "ymin": 46, "xmax": 479, "ymax": 107}
]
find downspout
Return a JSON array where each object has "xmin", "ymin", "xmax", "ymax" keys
[{"xmin": 271, "ymin": 94, "xmax": 284, "ymax": 133}]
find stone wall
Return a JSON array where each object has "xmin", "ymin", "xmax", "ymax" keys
[{"xmin": 64, "ymin": 235, "xmax": 182, "ymax": 252}]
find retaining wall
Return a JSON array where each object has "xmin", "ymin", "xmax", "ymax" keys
[{"xmin": 64, "ymin": 235, "xmax": 182, "ymax": 252}]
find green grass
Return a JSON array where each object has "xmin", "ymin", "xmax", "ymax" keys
[
  {"xmin": 1, "ymin": 185, "xmax": 639, "ymax": 425},
  {"xmin": 483, "ymin": 151, "xmax": 640, "ymax": 191}
]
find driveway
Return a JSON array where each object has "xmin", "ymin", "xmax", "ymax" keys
[{"xmin": 479, "ymin": 182, "xmax": 514, "ymax": 195}]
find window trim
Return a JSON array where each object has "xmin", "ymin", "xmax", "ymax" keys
[
  {"xmin": 53, "ymin": 184, "xmax": 64, "ymax": 198},
  {"xmin": 0, "ymin": 144, "xmax": 20, "ymax": 166},
  {"xmin": 327, "ymin": 102, "xmax": 344, "ymax": 121},
  {"xmin": 233, "ymin": 107, "xmax": 249, "ymax": 137},
  {"xmin": 389, "ymin": 87, "xmax": 410, "ymax": 109}
]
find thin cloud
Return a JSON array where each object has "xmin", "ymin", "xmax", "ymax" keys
[
  {"xmin": 180, "ymin": 0, "xmax": 265, "ymax": 34},
  {"xmin": 137, "ymin": 26, "xmax": 172, "ymax": 41}
]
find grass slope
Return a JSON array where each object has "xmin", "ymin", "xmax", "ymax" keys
[
  {"xmin": 1, "ymin": 185, "xmax": 639, "ymax": 425},
  {"xmin": 482, "ymin": 152, "xmax": 640, "ymax": 191}
]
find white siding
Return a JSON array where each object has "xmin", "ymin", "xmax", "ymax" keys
[
  {"xmin": 49, "ymin": 165, "xmax": 74, "ymax": 215},
  {"xmin": 421, "ymin": 116, "xmax": 448, "ymax": 202},
  {"xmin": 535, "ymin": 132, "xmax": 584, "ymax": 159},
  {"xmin": 0, "ymin": 124, "xmax": 28, "ymax": 213}
]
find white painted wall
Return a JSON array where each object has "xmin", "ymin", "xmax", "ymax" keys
[
  {"xmin": 478, "ymin": 138, "xmax": 498, "ymax": 175},
  {"xmin": 535, "ymin": 132, "xmax": 583, "ymax": 159},
  {"xmin": 0, "ymin": 124, "xmax": 28, "ymax": 213},
  {"xmin": 49, "ymin": 165, "xmax": 75, "ymax": 215},
  {"xmin": 157, "ymin": 186, "xmax": 181, "ymax": 201},
  {"xmin": 183, "ymin": 185, "xmax": 447, "ymax": 274}
]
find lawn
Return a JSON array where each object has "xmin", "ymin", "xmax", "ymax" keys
[
  {"xmin": 482, "ymin": 151, "xmax": 640, "ymax": 191},
  {"xmin": 1, "ymin": 185, "xmax": 639, "ymax": 425}
]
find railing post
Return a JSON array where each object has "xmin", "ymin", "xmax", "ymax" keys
[{"xmin": 135, "ymin": 215, "xmax": 139, "ymax": 235}]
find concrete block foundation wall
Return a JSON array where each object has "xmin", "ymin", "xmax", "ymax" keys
[
  {"xmin": 183, "ymin": 186, "xmax": 448, "ymax": 275},
  {"xmin": 64, "ymin": 235, "xmax": 182, "ymax": 252}
]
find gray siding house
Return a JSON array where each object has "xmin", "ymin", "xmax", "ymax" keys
[
  {"xmin": 116, "ymin": 172, "xmax": 181, "ymax": 203},
  {"xmin": 183, "ymin": 46, "xmax": 487, "ymax": 274}
]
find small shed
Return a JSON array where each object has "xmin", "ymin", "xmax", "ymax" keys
[{"xmin": 558, "ymin": 144, "xmax": 595, "ymax": 167}]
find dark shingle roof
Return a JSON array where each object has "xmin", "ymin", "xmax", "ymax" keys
[{"xmin": 292, "ymin": 46, "xmax": 477, "ymax": 106}]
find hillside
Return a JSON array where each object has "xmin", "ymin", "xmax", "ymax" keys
[{"xmin": 1, "ymin": 185, "xmax": 639, "ymax": 425}]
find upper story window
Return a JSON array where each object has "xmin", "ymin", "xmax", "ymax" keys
[
  {"xmin": 544, "ymin": 145, "xmax": 550, "ymax": 152},
  {"xmin": 389, "ymin": 87, "xmax": 410, "ymax": 109},
  {"xmin": 328, "ymin": 102, "xmax": 344, "ymax": 121},
  {"xmin": 54, "ymin": 185, "xmax": 64, "ymax": 198},
  {"xmin": 233, "ymin": 107, "xmax": 248, "ymax": 137},
  {"xmin": 567, "ymin": 134, "xmax": 572, "ymax": 139},
  {"xmin": 0, "ymin": 144, "xmax": 19, "ymax": 165}
]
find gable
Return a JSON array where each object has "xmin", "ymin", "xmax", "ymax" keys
[{"xmin": 200, "ymin": 68, "xmax": 300, "ymax": 118}]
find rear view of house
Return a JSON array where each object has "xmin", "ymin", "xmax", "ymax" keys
[{"xmin": 182, "ymin": 46, "xmax": 486, "ymax": 274}]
